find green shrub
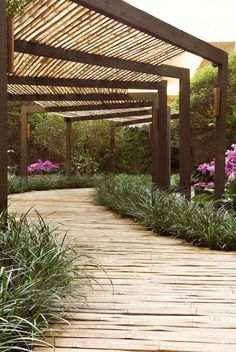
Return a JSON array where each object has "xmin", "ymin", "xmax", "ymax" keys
[
  {"xmin": 0, "ymin": 211, "xmax": 91, "ymax": 350},
  {"xmin": 95, "ymin": 175, "xmax": 236, "ymax": 251},
  {"xmin": 115, "ymin": 126, "xmax": 151, "ymax": 174},
  {"xmin": 8, "ymin": 174, "xmax": 101, "ymax": 194}
]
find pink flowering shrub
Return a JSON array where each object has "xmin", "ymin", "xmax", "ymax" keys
[
  {"xmin": 28, "ymin": 160, "xmax": 60, "ymax": 174},
  {"xmin": 194, "ymin": 144, "xmax": 236, "ymax": 191}
]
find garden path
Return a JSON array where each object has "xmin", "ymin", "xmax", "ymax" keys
[{"xmin": 9, "ymin": 189, "xmax": 236, "ymax": 352}]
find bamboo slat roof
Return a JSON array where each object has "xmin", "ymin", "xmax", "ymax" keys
[
  {"xmin": 34, "ymin": 99, "xmax": 151, "ymax": 108},
  {"xmin": 8, "ymin": 85, "xmax": 128, "ymax": 95},
  {"xmin": 14, "ymin": 0, "xmax": 183, "ymax": 65},
  {"xmin": 8, "ymin": 0, "xmax": 185, "ymax": 102}
]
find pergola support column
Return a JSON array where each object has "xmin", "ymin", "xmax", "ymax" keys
[
  {"xmin": 156, "ymin": 81, "xmax": 170, "ymax": 190},
  {"xmin": 214, "ymin": 60, "xmax": 228, "ymax": 199},
  {"xmin": 65, "ymin": 119, "xmax": 72, "ymax": 176},
  {"xmin": 151, "ymin": 98, "xmax": 158, "ymax": 184},
  {"xmin": 0, "ymin": 0, "xmax": 8, "ymax": 213},
  {"xmin": 179, "ymin": 70, "xmax": 191, "ymax": 198},
  {"xmin": 20, "ymin": 108, "xmax": 29, "ymax": 177}
]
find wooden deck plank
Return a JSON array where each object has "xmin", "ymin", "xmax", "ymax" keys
[{"xmin": 9, "ymin": 189, "xmax": 236, "ymax": 352}]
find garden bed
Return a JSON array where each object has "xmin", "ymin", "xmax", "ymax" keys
[{"xmin": 95, "ymin": 174, "xmax": 236, "ymax": 251}]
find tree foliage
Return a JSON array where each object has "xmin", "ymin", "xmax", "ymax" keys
[
  {"xmin": 190, "ymin": 52, "xmax": 236, "ymax": 145},
  {"xmin": 6, "ymin": 0, "xmax": 32, "ymax": 17}
]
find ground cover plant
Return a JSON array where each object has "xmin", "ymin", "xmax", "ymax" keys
[
  {"xmin": 0, "ymin": 211, "xmax": 91, "ymax": 350},
  {"xmin": 95, "ymin": 174, "xmax": 236, "ymax": 251},
  {"xmin": 8, "ymin": 173, "xmax": 101, "ymax": 194}
]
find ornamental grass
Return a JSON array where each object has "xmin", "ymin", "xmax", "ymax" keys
[
  {"xmin": 95, "ymin": 174, "xmax": 236, "ymax": 251},
  {"xmin": 0, "ymin": 211, "xmax": 92, "ymax": 351}
]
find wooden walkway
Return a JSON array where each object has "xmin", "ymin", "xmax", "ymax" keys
[{"xmin": 9, "ymin": 189, "xmax": 236, "ymax": 352}]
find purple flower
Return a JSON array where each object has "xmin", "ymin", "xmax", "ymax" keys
[
  {"xmin": 28, "ymin": 160, "xmax": 60, "ymax": 174},
  {"xmin": 193, "ymin": 182, "xmax": 207, "ymax": 188},
  {"xmin": 197, "ymin": 163, "xmax": 210, "ymax": 174},
  {"xmin": 205, "ymin": 182, "xmax": 215, "ymax": 189}
]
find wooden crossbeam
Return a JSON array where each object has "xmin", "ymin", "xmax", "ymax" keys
[
  {"xmin": 23, "ymin": 101, "xmax": 153, "ymax": 113},
  {"xmin": 63, "ymin": 109, "xmax": 152, "ymax": 122},
  {"xmin": 77, "ymin": 0, "xmax": 227, "ymax": 64},
  {"xmin": 14, "ymin": 40, "xmax": 185, "ymax": 79},
  {"xmin": 8, "ymin": 76, "xmax": 161, "ymax": 90},
  {"xmin": 114, "ymin": 118, "xmax": 152, "ymax": 127},
  {"xmin": 8, "ymin": 93, "xmax": 138, "ymax": 102}
]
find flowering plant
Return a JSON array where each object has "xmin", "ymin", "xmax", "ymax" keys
[
  {"xmin": 28, "ymin": 160, "xmax": 60, "ymax": 175},
  {"xmin": 194, "ymin": 144, "xmax": 236, "ymax": 192}
]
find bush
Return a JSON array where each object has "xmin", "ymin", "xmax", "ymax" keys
[
  {"xmin": 115, "ymin": 126, "xmax": 151, "ymax": 174},
  {"xmin": 0, "ymin": 211, "xmax": 91, "ymax": 350},
  {"xmin": 95, "ymin": 175, "xmax": 236, "ymax": 251}
]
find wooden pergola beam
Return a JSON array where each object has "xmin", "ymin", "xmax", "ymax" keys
[
  {"xmin": 14, "ymin": 40, "xmax": 186, "ymax": 79},
  {"xmin": 65, "ymin": 114, "xmax": 179, "ymax": 124},
  {"xmin": 0, "ymin": 0, "xmax": 8, "ymax": 213},
  {"xmin": 8, "ymin": 76, "xmax": 162, "ymax": 90},
  {"xmin": 114, "ymin": 117, "xmax": 152, "ymax": 127},
  {"xmin": 63, "ymin": 109, "xmax": 152, "ymax": 122},
  {"xmin": 77, "ymin": 0, "xmax": 226, "ymax": 65},
  {"xmin": 22, "ymin": 101, "xmax": 152, "ymax": 113},
  {"xmin": 9, "ymin": 93, "xmax": 136, "ymax": 102}
]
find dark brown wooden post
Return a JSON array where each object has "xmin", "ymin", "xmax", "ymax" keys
[
  {"xmin": 151, "ymin": 95, "xmax": 158, "ymax": 184},
  {"xmin": 214, "ymin": 58, "xmax": 228, "ymax": 199},
  {"xmin": 0, "ymin": 0, "xmax": 8, "ymax": 213},
  {"xmin": 179, "ymin": 69, "xmax": 191, "ymax": 198},
  {"xmin": 65, "ymin": 118, "xmax": 72, "ymax": 176},
  {"xmin": 20, "ymin": 107, "xmax": 29, "ymax": 176},
  {"xmin": 156, "ymin": 81, "xmax": 170, "ymax": 190},
  {"xmin": 7, "ymin": 17, "xmax": 14, "ymax": 74},
  {"xmin": 110, "ymin": 125, "xmax": 116, "ymax": 173}
]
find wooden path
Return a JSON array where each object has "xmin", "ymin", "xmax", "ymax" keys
[{"xmin": 9, "ymin": 189, "xmax": 236, "ymax": 352}]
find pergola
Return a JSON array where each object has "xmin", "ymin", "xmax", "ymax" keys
[{"xmin": 0, "ymin": 0, "xmax": 228, "ymax": 213}]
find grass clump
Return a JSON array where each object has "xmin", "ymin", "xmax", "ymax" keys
[
  {"xmin": 95, "ymin": 174, "xmax": 236, "ymax": 251},
  {"xmin": 0, "ymin": 211, "xmax": 91, "ymax": 351},
  {"xmin": 8, "ymin": 173, "xmax": 101, "ymax": 194}
]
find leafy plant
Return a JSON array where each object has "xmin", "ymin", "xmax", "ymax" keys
[
  {"xmin": 8, "ymin": 174, "xmax": 102, "ymax": 194},
  {"xmin": 0, "ymin": 211, "xmax": 92, "ymax": 350},
  {"xmin": 72, "ymin": 155, "xmax": 99, "ymax": 175},
  {"xmin": 95, "ymin": 174, "xmax": 236, "ymax": 251}
]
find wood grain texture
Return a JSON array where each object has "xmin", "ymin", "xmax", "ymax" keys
[{"xmin": 9, "ymin": 189, "xmax": 236, "ymax": 352}]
